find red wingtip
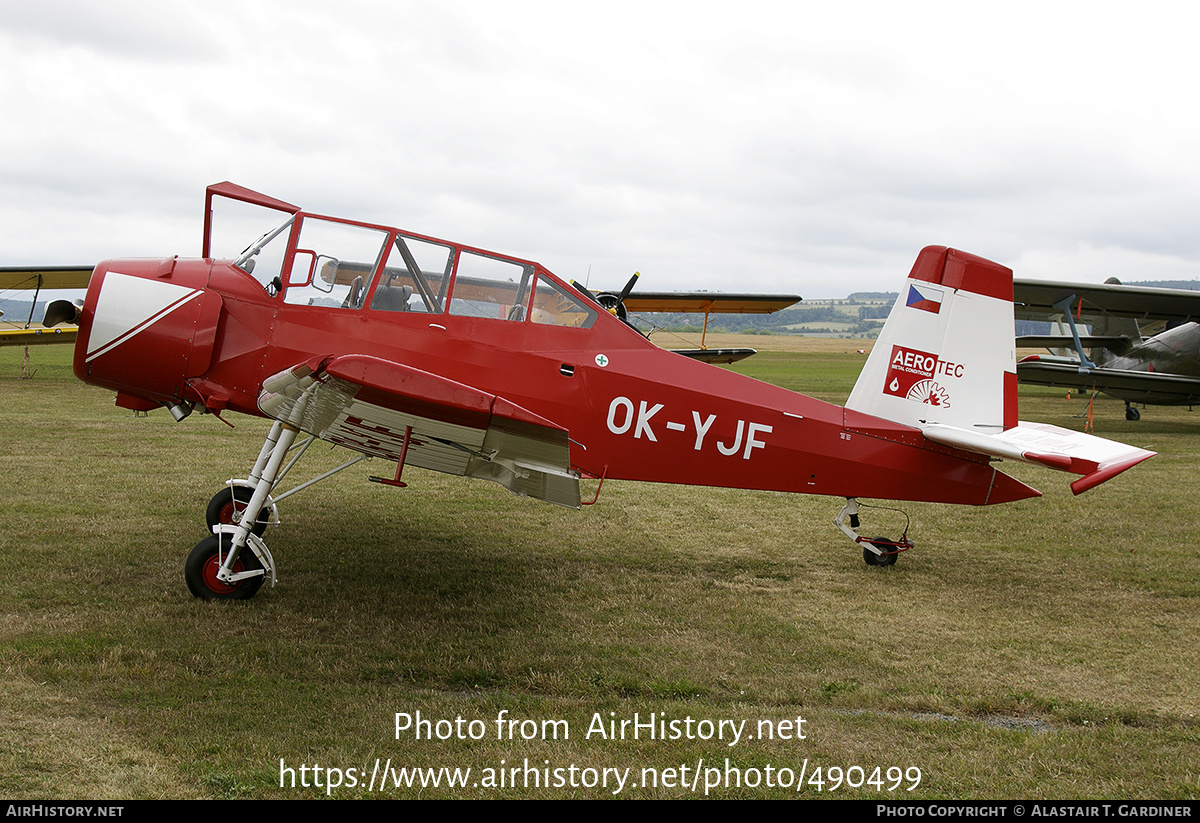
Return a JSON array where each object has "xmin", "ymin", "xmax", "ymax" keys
[{"xmin": 1070, "ymin": 451, "xmax": 1156, "ymax": 495}]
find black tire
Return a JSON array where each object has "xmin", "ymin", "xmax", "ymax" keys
[
  {"xmin": 863, "ymin": 538, "xmax": 899, "ymax": 567},
  {"xmin": 185, "ymin": 535, "xmax": 265, "ymax": 600},
  {"xmin": 205, "ymin": 485, "xmax": 270, "ymax": 537},
  {"xmin": 1125, "ymin": 405, "xmax": 1141, "ymax": 422}
]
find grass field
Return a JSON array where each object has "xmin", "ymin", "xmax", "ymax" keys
[{"xmin": 1, "ymin": 339, "xmax": 1197, "ymax": 799}]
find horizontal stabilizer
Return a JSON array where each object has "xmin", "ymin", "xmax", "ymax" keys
[{"xmin": 920, "ymin": 421, "xmax": 1154, "ymax": 495}]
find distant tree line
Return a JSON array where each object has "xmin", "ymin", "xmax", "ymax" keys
[
  {"xmin": 0, "ymin": 298, "xmax": 43, "ymax": 323},
  {"xmin": 1127, "ymin": 280, "xmax": 1199, "ymax": 290},
  {"xmin": 857, "ymin": 305, "xmax": 890, "ymax": 320}
]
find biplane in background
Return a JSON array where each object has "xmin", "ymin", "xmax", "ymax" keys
[
  {"xmin": 1013, "ymin": 277, "xmax": 1200, "ymax": 420},
  {"xmin": 587, "ymin": 279, "xmax": 801, "ymax": 364},
  {"xmin": 11, "ymin": 182, "xmax": 1153, "ymax": 600},
  {"xmin": 2, "ymin": 267, "xmax": 797, "ymax": 361},
  {"xmin": 0, "ymin": 266, "xmax": 90, "ymax": 347}
]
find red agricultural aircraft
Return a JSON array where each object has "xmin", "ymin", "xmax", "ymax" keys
[{"xmin": 26, "ymin": 182, "xmax": 1154, "ymax": 600}]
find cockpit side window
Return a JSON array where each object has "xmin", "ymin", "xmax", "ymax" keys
[
  {"xmin": 370, "ymin": 234, "xmax": 454, "ymax": 314},
  {"xmin": 530, "ymin": 277, "xmax": 599, "ymax": 328},
  {"xmin": 448, "ymin": 251, "xmax": 534, "ymax": 321},
  {"xmin": 283, "ymin": 217, "xmax": 389, "ymax": 309}
]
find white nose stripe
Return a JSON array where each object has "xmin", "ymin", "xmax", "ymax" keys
[{"xmin": 86, "ymin": 272, "xmax": 203, "ymax": 362}]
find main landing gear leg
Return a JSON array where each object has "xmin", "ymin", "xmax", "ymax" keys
[
  {"xmin": 185, "ymin": 423, "xmax": 298, "ymax": 600},
  {"xmin": 203, "ymin": 420, "xmax": 285, "ymax": 538},
  {"xmin": 833, "ymin": 498, "xmax": 912, "ymax": 567},
  {"xmin": 186, "ymin": 421, "xmax": 373, "ymax": 600}
]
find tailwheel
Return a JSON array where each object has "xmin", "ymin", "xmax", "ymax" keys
[
  {"xmin": 863, "ymin": 538, "xmax": 900, "ymax": 567},
  {"xmin": 185, "ymin": 535, "xmax": 265, "ymax": 601},
  {"xmin": 1125, "ymin": 403, "xmax": 1141, "ymax": 422},
  {"xmin": 205, "ymin": 484, "xmax": 271, "ymax": 537},
  {"xmin": 835, "ymin": 498, "xmax": 912, "ymax": 567}
]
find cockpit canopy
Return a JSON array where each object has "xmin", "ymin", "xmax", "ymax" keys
[{"xmin": 206, "ymin": 182, "xmax": 597, "ymax": 329}]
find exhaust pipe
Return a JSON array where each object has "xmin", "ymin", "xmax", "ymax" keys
[{"xmin": 165, "ymin": 401, "xmax": 195, "ymax": 422}]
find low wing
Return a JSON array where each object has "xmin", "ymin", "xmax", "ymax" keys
[
  {"xmin": 618, "ymin": 292, "xmax": 801, "ymax": 314},
  {"xmin": 669, "ymin": 348, "xmax": 758, "ymax": 364},
  {"xmin": 921, "ymin": 420, "xmax": 1155, "ymax": 495},
  {"xmin": 0, "ymin": 266, "xmax": 94, "ymax": 290},
  {"xmin": 0, "ymin": 327, "xmax": 78, "ymax": 347},
  {"xmin": 1016, "ymin": 356, "xmax": 1200, "ymax": 403},
  {"xmin": 257, "ymin": 354, "xmax": 580, "ymax": 508},
  {"xmin": 1013, "ymin": 278, "xmax": 1200, "ymax": 323}
]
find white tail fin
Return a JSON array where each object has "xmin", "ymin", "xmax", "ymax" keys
[
  {"xmin": 847, "ymin": 246, "xmax": 1017, "ymax": 432},
  {"xmin": 848, "ymin": 246, "xmax": 1153, "ymax": 494}
]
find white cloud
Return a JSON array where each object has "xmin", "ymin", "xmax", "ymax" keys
[{"xmin": 2, "ymin": 0, "xmax": 1199, "ymax": 298}]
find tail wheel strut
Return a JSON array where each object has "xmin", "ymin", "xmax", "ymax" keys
[{"xmin": 834, "ymin": 498, "xmax": 913, "ymax": 567}]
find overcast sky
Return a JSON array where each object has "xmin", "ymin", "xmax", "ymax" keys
[{"xmin": 1, "ymin": 1, "xmax": 1198, "ymax": 297}]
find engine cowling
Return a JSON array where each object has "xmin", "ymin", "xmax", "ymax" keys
[{"xmin": 74, "ymin": 258, "xmax": 222, "ymax": 413}]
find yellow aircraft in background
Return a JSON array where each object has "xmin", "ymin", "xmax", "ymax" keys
[{"xmin": 0, "ymin": 266, "xmax": 91, "ymax": 347}]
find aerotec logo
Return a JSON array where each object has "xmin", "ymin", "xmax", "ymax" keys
[{"xmin": 883, "ymin": 345, "xmax": 964, "ymax": 407}]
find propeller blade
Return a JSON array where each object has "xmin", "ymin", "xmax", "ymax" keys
[
  {"xmin": 570, "ymin": 280, "xmax": 597, "ymax": 302},
  {"xmin": 615, "ymin": 271, "xmax": 640, "ymax": 303}
]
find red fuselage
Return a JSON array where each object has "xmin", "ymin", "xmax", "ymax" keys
[{"xmin": 73, "ymin": 231, "xmax": 1037, "ymax": 508}]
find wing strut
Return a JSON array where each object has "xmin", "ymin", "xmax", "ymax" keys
[
  {"xmin": 369, "ymin": 426, "xmax": 413, "ymax": 487},
  {"xmin": 1052, "ymin": 294, "xmax": 1097, "ymax": 370}
]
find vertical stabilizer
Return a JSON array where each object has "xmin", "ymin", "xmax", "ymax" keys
[{"xmin": 846, "ymin": 246, "xmax": 1017, "ymax": 432}]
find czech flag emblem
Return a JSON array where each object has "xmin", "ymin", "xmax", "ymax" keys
[{"xmin": 906, "ymin": 284, "xmax": 942, "ymax": 314}]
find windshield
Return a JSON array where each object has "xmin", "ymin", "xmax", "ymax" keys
[{"xmin": 233, "ymin": 215, "xmax": 294, "ymax": 292}]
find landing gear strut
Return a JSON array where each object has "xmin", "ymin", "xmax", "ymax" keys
[
  {"xmin": 204, "ymin": 483, "xmax": 272, "ymax": 537},
  {"xmin": 185, "ymin": 419, "xmax": 371, "ymax": 600},
  {"xmin": 184, "ymin": 421, "xmax": 296, "ymax": 600},
  {"xmin": 834, "ymin": 498, "xmax": 912, "ymax": 567}
]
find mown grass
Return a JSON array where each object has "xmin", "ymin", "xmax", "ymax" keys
[{"xmin": 0, "ymin": 341, "xmax": 1196, "ymax": 799}]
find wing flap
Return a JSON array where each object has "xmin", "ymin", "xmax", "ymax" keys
[{"xmin": 258, "ymin": 355, "xmax": 580, "ymax": 507}]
